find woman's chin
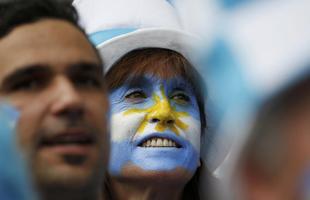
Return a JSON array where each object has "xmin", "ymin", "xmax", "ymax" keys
[{"xmin": 117, "ymin": 163, "xmax": 194, "ymax": 185}]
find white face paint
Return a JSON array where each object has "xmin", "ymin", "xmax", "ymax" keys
[{"xmin": 109, "ymin": 75, "xmax": 201, "ymax": 175}]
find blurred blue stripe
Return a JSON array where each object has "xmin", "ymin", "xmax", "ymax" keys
[{"xmin": 89, "ymin": 28, "xmax": 137, "ymax": 46}]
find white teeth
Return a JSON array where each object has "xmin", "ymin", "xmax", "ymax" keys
[
  {"xmin": 151, "ymin": 139, "xmax": 156, "ymax": 146},
  {"xmin": 140, "ymin": 137, "xmax": 179, "ymax": 148},
  {"xmin": 156, "ymin": 138, "xmax": 163, "ymax": 146},
  {"xmin": 163, "ymin": 139, "xmax": 168, "ymax": 146}
]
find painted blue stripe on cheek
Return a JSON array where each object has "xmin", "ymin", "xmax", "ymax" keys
[{"xmin": 108, "ymin": 141, "xmax": 133, "ymax": 176}]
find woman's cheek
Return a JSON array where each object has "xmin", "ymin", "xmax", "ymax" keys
[
  {"xmin": 179, "ymin": 115, "xmax": 201, "ymax": 154},
  {"xmin": 110, "ymin": 111, "xmax": 146, "ymax": 142}
]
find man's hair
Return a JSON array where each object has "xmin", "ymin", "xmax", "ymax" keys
[
  {"xmin": 0, "ymin": 0, "xmax": 80, "ymax": 38},
  {"xmin": 0, "ymin": 0, "xmax": 103, "ymax": 68}
]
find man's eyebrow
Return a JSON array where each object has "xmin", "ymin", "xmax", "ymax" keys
[
  {"xmin": 68, "ymin": 62, "xmax": 103, "ymax": 74},
  {"xmin": 1, "ymin": 65, "xmax": 52, "ymax": 87}
]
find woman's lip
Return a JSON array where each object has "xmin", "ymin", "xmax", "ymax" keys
[{"xmin": 134, "ymin": 132, "xmax": 184, "ymax": 148}]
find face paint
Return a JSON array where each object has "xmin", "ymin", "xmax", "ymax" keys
[{"xmin": 109, "ymin": 75, "xmax": 201, "ymax": 176}]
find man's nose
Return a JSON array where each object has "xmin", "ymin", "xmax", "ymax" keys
[
  {"xmin": 147, "ymin": 98, "xmax": 175, "ymax": 126},
  {"xmin": 50, "ymin": 77, "xmax": 84, "ymax": 118}
]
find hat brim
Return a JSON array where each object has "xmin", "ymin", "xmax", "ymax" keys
[{"xmin": 96, "ymin": 28, "xmax": 199, "ymax": 73}]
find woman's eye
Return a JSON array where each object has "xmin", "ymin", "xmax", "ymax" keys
[
  {"xmin": 171, "ymin": 92, "xmax": 190, "ymax": 105},
  {"xmin": 125, "ymin": 90, "xmax": 147, "ymax": 103}
]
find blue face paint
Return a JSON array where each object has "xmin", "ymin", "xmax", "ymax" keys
[
  {"xmin": 109, "ymin": 75, "xmax": 201, "ymax": 176},
  {"xmin": 109, "ymin": 131, "xmax": 199, "ymax": 174},
  {"xmin": 164, "ymin": 77, "xmax": 201, "ymax": 120}
]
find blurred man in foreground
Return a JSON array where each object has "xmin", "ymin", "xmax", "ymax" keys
[{"xmin": 0, "ymin": 0, "xmax": 109, "ymax": 200}]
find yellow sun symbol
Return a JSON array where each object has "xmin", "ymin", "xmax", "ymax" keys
[{"xmin": 123, "ymin": 87, "xmax": 189, "ymax": 135}]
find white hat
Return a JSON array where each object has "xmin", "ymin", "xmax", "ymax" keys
[{"xmin": 73, "ymin": 0, "xmax": 206, "ymax": 73}]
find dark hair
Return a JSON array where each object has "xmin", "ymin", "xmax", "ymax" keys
[
  {"xmin": 0, "ymin": 0, "xmax": 80, "ymax": 38},
  {"xmin": 106, "ymin": 48, "xmax": 207, "ymax": 130},
  {"xmin": 0, "ymin": 0, "xmax": 103, "ymax": 68}
]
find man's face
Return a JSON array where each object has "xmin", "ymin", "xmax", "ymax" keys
[
  {"xmin": 0, "ymin": 19, "xmax": 109, "ymax": 189},
  {"xmin": 109, "ymin": 75, "xmax": 201, "ymax": 181}
]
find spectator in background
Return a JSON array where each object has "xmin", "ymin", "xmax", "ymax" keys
[
  {"xmin": 235, "ymin": 72, "xmax": 310, "ymax": 200},
  {"xmin": 0, "ymin": 0, "xmax": 109, "ymax": 200},
  {"xmin": 198, "ymin": 1, "xmax": 310, "ymax": 199}
]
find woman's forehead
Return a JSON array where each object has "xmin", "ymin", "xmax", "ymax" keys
[{"xmin": 124, "ymin": 74, "xmax": 193, "ymax": 88}]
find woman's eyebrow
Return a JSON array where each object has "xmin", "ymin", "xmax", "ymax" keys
[
  {"xmin": 126, "ymin": 76, "xmax": 151, "ymax": 87},
  {"xmin": 173, "ymin": 87, "xmax": 186, "ymax": 91},
  {"xmin": 169, "ymin": 79, "xmax": 189, "ymax": 89}
]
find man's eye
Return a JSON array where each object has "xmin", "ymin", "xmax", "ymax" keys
[
  {"xmin": 171, "ymin": 92, "xmax": 190, "ymax": 105},
  {"xmin": 9, "ymin": 78, "xmax": 44, "ymax": 92},
  {"xmin": 125, "ymin": 90, "xmax": 147, "ymax": 103}
]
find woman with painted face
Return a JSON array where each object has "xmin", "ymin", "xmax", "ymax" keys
[
  {"xmin": 72, "ymin": 0, "xmax": 213, "ymax": 199},
  {"xmin": 104, "ymin": 48, "xmax": 209, "ymax": 200}
]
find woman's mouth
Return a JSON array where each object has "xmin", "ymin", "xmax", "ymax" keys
[{"xmin": 138, "ymin": 137, "xmax": 181, "ymax": 148}]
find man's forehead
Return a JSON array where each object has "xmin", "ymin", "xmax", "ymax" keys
[
  {"xmin": 0, "ymin": 19, "xmax": 101, "ymax": 80},
  {"xmin": 0, "ymin": 19, "xmax": 84, "ymax": 44}
]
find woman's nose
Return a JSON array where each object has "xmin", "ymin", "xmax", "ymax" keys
[{"xmin": 147, "ymin": 97, "xmax": 175, "ymax": 126}]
